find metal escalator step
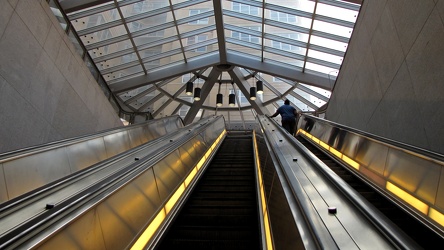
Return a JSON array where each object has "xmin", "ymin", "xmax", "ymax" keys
[
  {"xmin": 175, "ymin": 214, "xmax": 257, "ymax": 227},
  {"xmin": 156, "ymin": 136, "xmax": 260, "ymax": 249}
]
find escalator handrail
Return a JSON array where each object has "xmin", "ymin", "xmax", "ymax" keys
[{"xmin": 259, "ymin": 117, "xmax": 338, "ymax": 249}]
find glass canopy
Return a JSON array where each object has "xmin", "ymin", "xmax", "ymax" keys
[{"xmin": 54, "ymin": 0, "xmax": 361, "ymax": 124}]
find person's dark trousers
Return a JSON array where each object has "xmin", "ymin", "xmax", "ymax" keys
[{"xmin": 282, "ymin": 118, "xmax": 296, "ymax": 135}]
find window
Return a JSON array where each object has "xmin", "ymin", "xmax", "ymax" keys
[
  {"xmin": 273, "ymin": 77, "xmax": 283, "ymax": 82},
  {"xmin": 189, "ymin": 9, "xmax": 209, "ymax": 24},
  {"xmin": 232, "ymin": 3, "xmax": 259, "ymax": 15},
  {"xmin": 179, "ymin": 97, "xmax": 193, "ymax": 118},
  {"xmin": 86, "ymin": 15, "xmax": 105, "ymax": 28},
  {"xmin": 271, "ymin": 34, "xmax": 300, "ymax": 51},
  {"xmin": 270, "ymin": 11, "xmax": 297, "ymax": 23},
  {"xmin": 130, "ymin": 22, "xmax": 142, "ymax": 32},
  {"xmin": 98, "ymin": 29, "xmax": 112, "ymax": 41},
  {"xmin": 187, "ymin": 35, "xmax": 208, "ymax": 52},
  {"xmin": 231, "ymin": 26, "xmax": 260, "ymax": 43},
  {"xmin": 229, "ymin": 89, "xmax": 248, "ymax": 105},
  {"xmin": 143, "ymin": 46, "xmax": 162, "ymax": 68},
  {"xmin": 133, "ymin": 1, "xmax": 146, "ymax": 12}
]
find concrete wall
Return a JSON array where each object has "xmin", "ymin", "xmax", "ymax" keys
[
  {"xmin": 0, "ymin": 0, "xmax": 122, "ymax": 154},
  {"xmin": 326, "ymin": 0, "xmax": 444, "ymax": 154}
]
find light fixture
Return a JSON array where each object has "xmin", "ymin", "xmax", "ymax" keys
[
  {"xmin": 250, "ymin": 87, "xmax": 256, "ymax": 100},
  {"xmin": 194, "ymin": 76, "xmax": 201, "ymax": 101},
  {"xmin": 216, "ymin": 93, "xmax": 223, "ymax": 107},
  {"xmin": 194, "ymin": 87, "xmax": 201, "ymax": 101},
  {"xmin": 216, "ymin": 78, "xmax": 223, "ymax": 107},
  {"xmin": 229, "ymin": 93, "xmax": 235, "ymax": 106},
  {"xmin": 229, "ymin": 81, "xmax": 235, "ymax": 106},
  {"xmin": 256, "ymin": 80, "xmax": 263, "ymax": 94},
  {"xmin": 186, "ymin": 81, "xmax": 193, "ymax": 96}
]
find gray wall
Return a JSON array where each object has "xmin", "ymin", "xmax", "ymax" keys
[
  {"xmin": 326, "ymin": 0, "xmax": 444, "ymax": 154},
  {"xmin": 0, "ymin": 0, "xmax": 122, "ymax": 154}
]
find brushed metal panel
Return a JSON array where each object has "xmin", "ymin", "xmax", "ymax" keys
[
  {"xmin": 163, "ymin": 117, "xmax": 181, "ymax": 133},
  {"xmin": 177, "ymin": 145, "xmax": 194, "ymax": 174},
  {"xmin": 436, "ymin": 170, "xmax": 444, "ymax": 211},
  {"xmin": 192, "ymin": 136, "xmax": 208, "ymax": 160},
  {"xmin": 98, "ymin": 170, "xmax": 161, "ymax": 250},
  {"xmin": 162, "ymin": 149, "xmax": 187, "ymax": 181},
  {"xmin": 385, "ymin": 148, "xmax": 441, "ymax": 204},
  {"xmin": 127, "ymin": 127, "xmax": 144, "ymax": 148},
  {"xmin": 35, "ymin": 208, "xmax": 106, "ymax": 250},
  {"xmin": 132, "ymin": 168, "xmax": 162, "ymax": 211},
  {"xmin": 314, "ymin": 122, "xmax": 332, "ymax": 144},
  {"xmin": 103, "ymin": 131, "xmax": 131, "ymax": 158},
  {"xmin": 4, "ymin": 148, "xmax": 72, "ymax": 199},
  {"xmin": 149, "ymin": 120, "xmax": 167, "ymax": 138},
  {"xmin": 66, "ymin": 138, "xmax": 107, "ymax": 172},
  {"xmin": 0, "ymin": 163, "xmax": 8, "ymax": 203},
  {"xmin": 354, "ymin": 138, "xmax": 388, "ymax": 176},
  {"xmin": 142, "ymin": 125, "xmax": 155, "ymax": 142},
  {"xmin": 153, "ymin": 154, "xmax": 183, "ymax": 202}
]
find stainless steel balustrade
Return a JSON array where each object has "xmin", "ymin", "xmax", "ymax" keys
[
  {"xmin": 298, "ymin": 114, "xmax": 444, "ymax": 234},
  {"xmin": 256, "ymin": 115, "xmax": 420, "ymax": 249},
  {"xmin": 3, "ymin": 116, "xmax": 226, "ymax": 250},
  {"xmin": 0, "ymin": 116, "xmax": 183, "ymax": 203},
  {"xmin": 0, "ymin": 117, "xmax": 212, "ymax": 240}
]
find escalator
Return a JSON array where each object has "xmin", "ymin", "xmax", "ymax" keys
[
  {"xmin": 296, "ymin": 135, "xmax": 444, "ymax": 248},
  {"xmin": 155, "ymin": 134, "xmax": 261, "ymax": 249}
]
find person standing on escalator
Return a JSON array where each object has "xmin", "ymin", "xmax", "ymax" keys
[{"xmin": 270, "ymin": 99, "xmax": 299, "ymax": 136}]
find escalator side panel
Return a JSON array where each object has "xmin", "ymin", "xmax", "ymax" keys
[{"xmin": 256, "ymin": 134, "xmax": 304, "ymax": 250}]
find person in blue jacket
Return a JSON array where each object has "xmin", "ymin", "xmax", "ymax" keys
[{"xmin": 270, "ymin": 99, "xmax": 298, "ymax": 135}]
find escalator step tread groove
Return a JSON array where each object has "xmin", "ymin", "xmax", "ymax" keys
[{"xmin": 155, "ymin": 137, "xmax": 260, "ymax": 249}]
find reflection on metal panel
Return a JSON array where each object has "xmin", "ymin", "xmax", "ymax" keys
[
  {"xmin": 127, "ymin": 127, "xmax": 145, "ymax": 148},
  {"xmin": 26, "ymin": 116, "xmax": 226, "ymax": 250},
  {"xmin": 3, "ymin": 148, "xmax": 72, "ymax": 199},
  {"xmin": 386, "ymin": 149, "xmax": 441, "ymax": 204},
  {"xmin": 297, "ymin": 115, "xmax": 444, "ymax": 229},
  {"xmin": 437, "ymin": 171, "xmax": 444, "ymax": 211},
  {"xmin": 255, "ymin": 130, "xmax": 303, "ymax": 250},
  {"xmin": 0, "ymin": 164, "xmax": 7, "ymax": 201},
  {"xmin": 66, "ymin": 137, "xmax": 108, "ymax": 172},
  {"xmin": 0, "ymin": 116, "xmax": 184, "ymax": 204},
  {"xmin": 35, "ymin": 208, "xmax": 107, "ymax": 249},
  {"xmin": 103, "ymin": 131, "xmax": 132, "ymax": 158},
  {"xmin": 98, "ymin": 169, "xmax": 160, "ymax": 250},
  {"xmin": 355, "ymin": 138, "xmax": 388, "ymax": 176}
]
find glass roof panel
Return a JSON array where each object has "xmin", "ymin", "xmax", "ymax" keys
[
  {"xmin": 56, "ymin": 0, "xmax": 361, "ymax": 123},
  {"xmin": 305, "ymin": 61, "xmax": 338, "ymax": 76},
  {"xmin": 89, "ymin": 39, "xmax": 133, "ymax": 60},
  {"xmin": 263, "ymin": 52, "xmax": 304, "ymax": 68},
  {"xmin": 313, "ymin": 20, "xmax": 353, "ymax": 38},
  {"xmin": 264, "ymin": 24, "xmax": 309, "ymax": 43},
  {"xmin": 226, "ymin": 43, "xmax": 262, "ymax": 58},
  {"xmin": 316, "ymin": 2, "xmax": 359, "ymax": 23},
  {"xmin": 310, "ymin": 35, "xmax": 348, "ymax": 52},
  {"xmin": 103, "ymin": 65, "xmax": 144, "ymax": 82},
  {"xmin": 133, "ymin": 27, "xmax": 177, "ymax": 47},
  {"xmin": 266, "ymin": 0, "xmax": 315, "ymax": 13},
  {"xmin": 120, "ymin": 0, "xmax": 170, "ymax": 18}
]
